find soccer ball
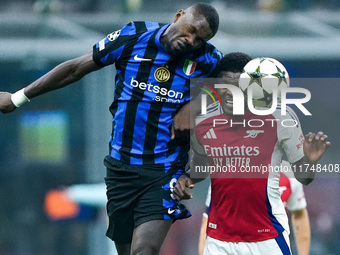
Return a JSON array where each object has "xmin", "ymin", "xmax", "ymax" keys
[{"xmin": 238, "ymin": 57, "xmax": 290, "ymax": 107}]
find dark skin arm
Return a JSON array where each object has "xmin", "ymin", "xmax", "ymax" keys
[
  {"xmin": 292, "ymin": 131, "xmax": 331, "ymax": 185},
  {"xmin": 170, "ymin": 80, "xmax": 217, "ymax": 140},
  {"xmin": 0, "ymin": 51, "xmax": 101, "ymax": 114},
  {"xmin": 170, "ymin": 94, "xmax": 201, "ymax": 140}
]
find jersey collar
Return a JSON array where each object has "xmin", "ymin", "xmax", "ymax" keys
[{"xmin": 155, "ymin": 23, "xmax": 171, "ymax": 53}]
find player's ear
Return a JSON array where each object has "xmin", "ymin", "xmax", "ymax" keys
[{"xmin": 173, "ymin": 9, "xmax": 185, "ymax": 23}]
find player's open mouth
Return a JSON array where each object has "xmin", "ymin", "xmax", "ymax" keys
[{"xmin": 225, "ymin": 100, "xmax": 233, "ymax": 109}]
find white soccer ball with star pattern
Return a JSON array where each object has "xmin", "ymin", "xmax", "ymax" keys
[{"xmin": 238, "ymin": 57, "xmax": 290, "ymax": 107}]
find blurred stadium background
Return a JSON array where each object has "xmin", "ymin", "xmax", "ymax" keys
[{"xmin": 1, "ymin": 0, "xmax": 340, "ymax": 254}]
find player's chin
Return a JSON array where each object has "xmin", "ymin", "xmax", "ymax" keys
[
  {"xmin": 222, "ymin": 105, "xmax": 233, "ymax": 116},
  {"xmin": 168, "ymin": 45, "xmax": 189, "ymax": 56},
  {"xmin": 168, "ymin": 49, "xmax": 185, "ymax": 57}
]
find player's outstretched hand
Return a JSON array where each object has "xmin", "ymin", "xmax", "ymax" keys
[
  {"xmin": 172, "ymin": 174, "xmax": 195, "ymax": 200},
  {"xmin": 0, "ymin": 92, "xmax": 17, "ymax": 114},
  {"xmin": 304, "ymin": 131, "xmax": 331, "ymax": 163}
]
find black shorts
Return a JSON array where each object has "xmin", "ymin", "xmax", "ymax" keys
[{"xmin": 104, "ymin": 156, "xmax": 191, "ymax": 243}]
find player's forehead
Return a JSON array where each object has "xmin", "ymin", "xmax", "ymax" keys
[
  {"xmin": 185, "ymin": 8, "xmax": 214, "ymax": 40},
  {"xmin": 218, "ymin": 71, "xmax": 241, "ymax": 85}
]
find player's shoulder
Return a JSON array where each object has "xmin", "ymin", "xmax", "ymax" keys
[
  {"xmin": 121, "ymin": 21, "xmax": 162, "ymax": 36},
  {"xmin": 271, "ymin": 104, "xmax": 298, "ymax": 118},
  {"xmin": 199, "ymin": 41, "xmax": 222, "ymax": 61},
  {"xmin": 195, "ymin": 102, "xmax": 222, "ymax": 125},
  {"xmin": 204, "ymin": 41, "xmax": 221, "ymax": 53},
  {"xmin": 267, "ymin": 104, "xmax": 301, "ymax": 129}
]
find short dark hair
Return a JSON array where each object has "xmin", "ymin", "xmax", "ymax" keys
[
  {"xmin": 192, "ymin": 2, "xmax": 219, "ymax": 36},
  {"xmin": 218, "ymin": 52, "xmax": 252, "ymax": 74}
]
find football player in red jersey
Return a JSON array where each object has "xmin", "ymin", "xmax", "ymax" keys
[{"xmin": 173, "ymin": 52, "xmax": 330, "ymax": 255}]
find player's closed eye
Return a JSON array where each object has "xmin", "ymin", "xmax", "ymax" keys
[{"xmin": 186, "ymin": 25, "xmax": 195, "ymax": 33}]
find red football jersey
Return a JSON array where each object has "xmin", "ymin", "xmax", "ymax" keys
[{"xmin": 194, "ymin": 104, "xmax": 304, "ymax": 242}]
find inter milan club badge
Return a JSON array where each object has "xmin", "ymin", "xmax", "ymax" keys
[
  {"xmin": 154, "ymin": 67, "xmax": 170, "ymax": 82},
  {"xmin": 183, "ymin": 60, "xmax": 197, "ymax": 76}
]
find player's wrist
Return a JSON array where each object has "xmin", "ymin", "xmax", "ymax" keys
[
  {"xmin": 181, "ymin": 172, "xmax": 190, "ymax": 179},
  {"xmin": 11, "ymin": 88, "xmax": 30, "ymax": 107}
]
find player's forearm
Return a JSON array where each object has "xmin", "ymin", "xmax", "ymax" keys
[
  {"xmin": 198, "ymin": 216, "xmax": 208, "ymax": 255},
  {"xmin": 24, "ymin": 52, "xmax": 99, "ymax": 99},
  {"xmin": 292, "ymin": 156, "xmax": 316, "ymax": 185},
  {"xmin": 292, "ymin": 208, "xmax": 311, "ymax": 255},
  {"xmin": 189, "ymin": 152, "xmax": 210, "ymax": 183}
]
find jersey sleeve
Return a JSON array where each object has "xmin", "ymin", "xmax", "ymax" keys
[
  {"xmin": 274, "ymin": 106, "xmax": 305, "ymax": 163},
  {"xmin": 286, "ymin": 177, "xmax": 307, "ymax": 211},
  {"xmin": 92, "ymin": 22, "xmax": 142, "ymax": 67},
  {"xmin": 198, "ymin": 43, "xmax": 222, "ymax": 78}
]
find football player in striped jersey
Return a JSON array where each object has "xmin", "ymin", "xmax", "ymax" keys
[{"xmin": 0, "ymin": 3, "xmax": 222, "ymax": 255}]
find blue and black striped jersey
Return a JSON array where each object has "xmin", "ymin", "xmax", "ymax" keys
[{"xmin": 93, "ymin": 21, "xmax": 222, "ymax": 166}]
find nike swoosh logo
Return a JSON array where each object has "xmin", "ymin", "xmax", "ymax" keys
[
  {"xmin": 168, "ymin": 208, "xmax": 175, "ymax": 214},
  {"xmin": 134, "ymin": 54, "xmax": 152, "ymax": 61}
]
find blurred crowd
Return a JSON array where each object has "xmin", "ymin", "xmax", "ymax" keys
[{"xmin": 1, "ymin": 0, "xmax": 340, "ymax": 15}]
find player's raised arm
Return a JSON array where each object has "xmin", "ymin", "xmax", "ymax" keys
[
  {"xmin": 292, "ymin": 131, "xmax": 331, "ymax": 185},
  {"xmin": 170, "ymin": 97, "xmax": 202, "ymax": 140},
  {"xmin": 0, "ymin": 50, "xmax": 101, "ymax": 114}
]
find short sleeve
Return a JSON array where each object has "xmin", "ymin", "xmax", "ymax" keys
[
  {"xmin": 286, "ymin": 177, "xmax": 307, "ymax": 211},
  {"xmin": 273, "ymin": 106, "xmax": 305, "ymax": 163}
]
